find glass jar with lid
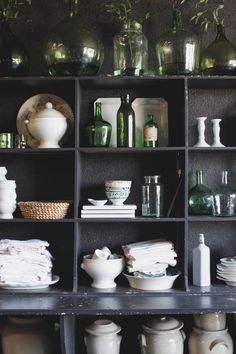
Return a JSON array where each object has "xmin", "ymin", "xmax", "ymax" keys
[{"xmin": 142, "ymin": 175, "xmax": 164, "ymax": 217}]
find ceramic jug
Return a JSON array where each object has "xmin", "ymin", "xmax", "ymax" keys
[
  {"xmin": 2, "ymin": 316, "xmax": 53, "ymax": 354},
  {"xmin": 139, "ymin": 317, "xmax": 185, "ymax": 354},
  {"xmin": 188, "ymin": 327, "xmax": 233, "ymax": 354},
  {"xmin": 24, "ymin": 102, "xmax": 67, "ymax": 148},
  {"xmin": 84, "ymin": 319, "xmax": 122, "ymax": 354}
]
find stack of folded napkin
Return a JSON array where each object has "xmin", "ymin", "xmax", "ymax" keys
[
  {"xmin": 122, "ymin": 239, "xmax": 177, "ymax": 277},
  {"xmin": 0, "ymin": 239, "xmax": 53, "ymax": 285}
]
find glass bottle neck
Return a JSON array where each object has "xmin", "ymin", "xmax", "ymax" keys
[
  {"xmin": 196, "ymin": 170, "xmax": 203, "ymax": 185},
  {"xmin": 198, "ymin": 233, "xmax": 205, "ymax": 245},
  {"xmin": 221, "ymin": 171, "xmax": 228, "ymax": 185},
  {"xmin": 147, "ymin": 114, "xmax": 154, "ymax": 122},
  {"xmin": 95, "ymin": 103, "xmax": 102, "ymax": 121},
  {"xmin": 216, "ymin": 24, "xmax": 225, "ymax": 39},
  {"xmin": 69, "ymin": 0, "xmax": 79, "ymax": 18},
  {"xmin": 122, "ymin": 21, "xmax": 142, "ymax": 33},
  {"xmin": 121, "ymin": 94, "xmax": 130, "ymax": 105},
  {"xmin": 172, "ymin": 9, "xmax": 182, "ymax": 32}
]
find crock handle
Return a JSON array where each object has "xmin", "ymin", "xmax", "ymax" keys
[
  {"xmin": 210, "ymin": 339, "xmax": 228, "ymax": 352},
  {"xmin": 138, "ymin": 334, "xmax": 147, "ymax": 347},
  {"xmin": 180, "ymin": 330, "xmax": 186, "ymax": 341}
]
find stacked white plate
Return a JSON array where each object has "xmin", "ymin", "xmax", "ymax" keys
[{"xmin": 216, "ymin": 256, "xmax": 236, "ymax": 286}]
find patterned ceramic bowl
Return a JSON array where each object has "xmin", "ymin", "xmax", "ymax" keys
[{"xmin": 105, "ymin": 186, "xmax": 131, "ymax": 205}]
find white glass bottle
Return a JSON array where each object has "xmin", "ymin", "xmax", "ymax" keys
[{"xmin": 193, "ymin": 234, "xmax": 211, "ymax": 287}]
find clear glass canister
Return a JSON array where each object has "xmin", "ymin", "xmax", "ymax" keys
[{"xmin": 142, "ymin": 175, "xmax": 164, "ymax": 217}]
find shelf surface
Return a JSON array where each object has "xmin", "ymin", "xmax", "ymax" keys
[
  {"xmin": 0, "ymin": 292, "xmax": 235, "ymax": 315},
  {"xmin": 79, "ymin": 147, "xmax": 185, "ymax": 153},
  {"xmin": 79, "ymin": 217, "xmax": 185, "ymax": 223}
]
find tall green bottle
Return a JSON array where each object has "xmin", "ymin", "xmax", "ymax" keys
[
  {"xmin": 188, "ymin": 170, "xmax": 213, "ymax": 216},
  {"xmin": 117, "ymin": 94, "xmax": 135, "ymax": 147},
  {"xmin": 87, "ymin": 102, "xmax": 112, "ymax": 147}
]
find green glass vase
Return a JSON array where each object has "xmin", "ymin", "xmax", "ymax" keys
[
  {"xmin": 155, "ymin": 9, "xmax": 200, "ymax": 75},
  {"xmin": 0, "ymin": 18, "xmax": 29, "ymax": 76},
  {"xmin": 44, "ymin": 0, "xmax": 104, "ymax": 76},
  {"xmin": 86, "ymin": 102, "xmax": 112, "ymax": 147},
  {"xmin": 113, "ymin": 21, "xmax": 148, "ymax": 76},
  {"xmin": 201, "ymin": 24, "xmax": 236, "ymax": 75},
  {"xmin": 188, "ymin": 170, "xmax": 213, "ymax": 216}
]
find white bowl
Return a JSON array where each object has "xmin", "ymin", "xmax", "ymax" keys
[
  {"xmin": 105, "ymin": 180, "xmax": 132, "ymax": 188},
  {"xmin": 88, "ymin": 198, "xmax": 107, "ymax": 206},
  {"xmin": 81, "ymin": 255, "xmax": 125, "ymax": 289},
  {"xmin": 124, "ymin": 271, "xmax": 181, "ymax": 291},
  {"xmin": 105, "ymin": 187, "xmax": 131, "ymax": 206}
]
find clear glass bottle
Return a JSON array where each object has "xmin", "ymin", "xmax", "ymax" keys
[
  {"xmin": 117, "ymin": 94, "xmax": 135, "ymax": 147},
  {"xmin": 86, "ymin": 102, "xmax": 112, "ymax": 147},
  {"xmin": 143, "ymin": 114, "xmax": 158, "ymax": 148},
  {"xmin": 201, "ymin": 24, "xmax": 236, "ymax": 75},
  {"xmin": 213, "ymin": 171, "xmax": 236, "ymax": 217},
  {"xmin": 155, "ymin": 9, "xmax": 200, "ymax": 75},
  {"xmin": 142, "ymin": 175, "xmax": 164, "ymax": 217},
  {"xmin": 113, "ymin": 21, "xmax": 148, "ymax": 76},
  {"xmin": 188, "ymin": 170, "xmax": 213, "ymax": 216}
]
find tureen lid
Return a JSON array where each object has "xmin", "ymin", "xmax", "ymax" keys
[
  {"xmin": 85, "ymin": 320, "xmax": 121, "ymax": 335},
  {"xmin": 33, "ymin": 102, "xmax": 66, "ymax": 120},
  {"xmin": 142, "ymin": 317, "xmax": 183, "ymax": 333}
]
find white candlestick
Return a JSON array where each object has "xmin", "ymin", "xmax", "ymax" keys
[
  {"xmin": 194, "ymin": 117, "xmax": 210, "ymax": 147},
  {"xmin": 211, "ymin": 118, "xmax": 225, "ymax": 147}
]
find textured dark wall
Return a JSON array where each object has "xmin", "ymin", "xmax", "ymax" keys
[{"xmin": 10, "ymin": 0, "xmax": 236, "ymax": 76}]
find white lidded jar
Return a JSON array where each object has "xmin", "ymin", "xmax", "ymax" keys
[
  {"xmin": 193, "ymin": 233, "xmax": 211, "ymax": 286},
  {"xmin": 84, "ymin": 319, "xmax": 122, "ymax": 354},
  {"xmin": 24, "ymin": 102, "xmax": 67, "ymax": 148}
]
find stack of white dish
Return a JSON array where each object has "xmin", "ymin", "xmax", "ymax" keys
[
  {"xmin": 0, "ymin": 167, "xmax": 17, "ymax": 219},
  {"xmin": 81, "ymin": 203, "xmax": 137, "ymax": 218},
  {"xmin": 216, "ymin": 256, "xmax": 236, "ymax": 286},
  {"xmin": 0, "ymin": 239, "xmax": 59, "ymax": 289},
  {"xmin": 122, "ymin": 239, "xmax": 180, "ymax": 290}
]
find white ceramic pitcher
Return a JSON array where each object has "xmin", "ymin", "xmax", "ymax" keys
[
  {"xmin": 139, "ymin": 317, "xmax": 185, "ymax": 354},
  {"xmin": 84, "ymin": 319, "xmax": 122, "ymax": 354}
]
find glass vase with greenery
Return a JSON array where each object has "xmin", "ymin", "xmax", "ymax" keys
[
  {"xmin": 0, "ymin": 0, "xmax": 30, "ymax": 76},
  {"xmin": 106, "ymin": 0, "xmax": 150, "ymax": 76},
  {"xmin": 191, "ymin": 0, "xmax": 236, "ymax": 75},
  {"xmin": 155, "ymin": 0, "xmax": 200, "ymax": 75}
]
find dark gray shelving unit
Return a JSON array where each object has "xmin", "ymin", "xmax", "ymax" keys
[{"xmin": 0, "ymin": 76, "xmax": 236, "ymax": 354}]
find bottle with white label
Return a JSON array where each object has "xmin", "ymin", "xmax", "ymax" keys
[
  {"xmin": 143, "ymin": 114, "xmax": 158, "ymax": 147},
  {"xmin": 193, "ymin": 233, "xmax": 211, "ymax": 287}
]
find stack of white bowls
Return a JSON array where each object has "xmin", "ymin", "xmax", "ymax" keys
[
  {"xmin": 0, "ymin": 167, "xmax": 17, "ymax": 219},
  {"xmin": 216, "ymin": 256, "xmax": 236, "ymax": 286}
]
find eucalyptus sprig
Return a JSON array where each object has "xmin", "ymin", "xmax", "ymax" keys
[
  {"xmin": 191, "ymin": 0, "xmax": 224, "ymax": 31},
  {"xmin": 0, "ymin": 0, "xmax": 31, "ymax": 19},
  {"xmin": 172, "ymin": 0, "xmax": 190, "ymax": 9},
  {"xmin": 105, "ymin": 0, "xmax": 150, "ymax": 26}
]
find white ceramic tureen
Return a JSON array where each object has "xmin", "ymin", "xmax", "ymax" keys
[{"xmin": 24, "ymin": 102, "xmax": 67, "ymax": 148}]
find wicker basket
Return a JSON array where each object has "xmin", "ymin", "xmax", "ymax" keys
[{"xmin": 18, "ymin": 201, "xmax": 71, "ymax": 219}]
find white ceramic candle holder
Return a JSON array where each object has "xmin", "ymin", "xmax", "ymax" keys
[
  {"xmin": 194, "ymin": 117, "xmax": 210, "ymax": 147},
  {"xmin": 211, "ymin": 119, "xmax": 225, "ymax": 147}
]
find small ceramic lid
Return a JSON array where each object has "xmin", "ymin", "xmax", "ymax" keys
[
  {"xmin": 85, "ymin": 320, "xmax": 121, "ymax": 335},
  {"xmin": 33, "ymin": 102, "xmax": 66, "ymax": 120},
  {"xmin": 142, "ymin": 317, "xmax": 183, "ymax": 333}
]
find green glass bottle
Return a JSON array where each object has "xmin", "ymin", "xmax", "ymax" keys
[
  {"xmin": 188, "ymin": 170, "xmax": 213, "ymax": 216},
  {"xmin": 117, "ymin": 94, "xmax": 135, "ymax": 147},
  {"xmin": 201, "ymin": 24, "xmax": 236, "ymax": 75},
  {"xmin": 143, "ymin": 114, "xmax": 158, "ymax": 147},
  {"xmin": 86, "ymin": 102, "xmax": 112, "ymax": 147}
]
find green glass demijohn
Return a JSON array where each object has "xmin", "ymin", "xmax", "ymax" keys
[
  {"xmin": 155, "ymin": 9, "xmax": 200, "ymax": 75},
  {"xmin": 201, "ymin": 24, "xmax": 236, "ymax": 75},
  {"xmin": 86, "ymin": 102, "xmax": 112, "ymax": 147},
  {"xmin": 44, "ymin": 0, "xmax": 104, "ymax": 76},
  {"xmin": 188, "ymin": 170, "xmax": 213, "ymax": 216},
  {"xmin": 0, "ymin": 18, "xmax": 29, "ymax": 76},
  {"xmin": 113, "ymin": 21, "xmax": 148, "ymax": 76}
]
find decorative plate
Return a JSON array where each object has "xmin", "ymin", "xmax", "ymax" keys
[
  {"xmin": 16, "ymin": 94, "xmax": 74, "ymax": 148},
  {"xmin": 0, "ymin": 275, "xmax": 60, "ymax": 289}
]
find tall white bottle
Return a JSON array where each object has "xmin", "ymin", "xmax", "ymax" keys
[{"xmin": 193, "ymin": 234, "xmax": 211, "ymax": 286}]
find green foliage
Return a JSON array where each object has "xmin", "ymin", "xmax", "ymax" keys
[
  {"xmin": 105, "ymin": 0, "xmax": 150, "ymax": 25},
  {"xmin": 0, "ymin": 0, "xmax": 31, "ymax": 19},
  {"xmin": 172, "ymin": 0, "xmax": 190, "ymax": 9},
  {"xmin": 190, "ymin": 0, "xmax": 224, "ymax": 31}
]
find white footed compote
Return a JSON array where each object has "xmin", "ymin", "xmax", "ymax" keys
[
  {"xmin": 194, "ymin": 117, "xmax": 210, "ymax": 147},
  {"xmin": 211, "ymin": 118, "xmax": 225, "ymax": 147}
]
